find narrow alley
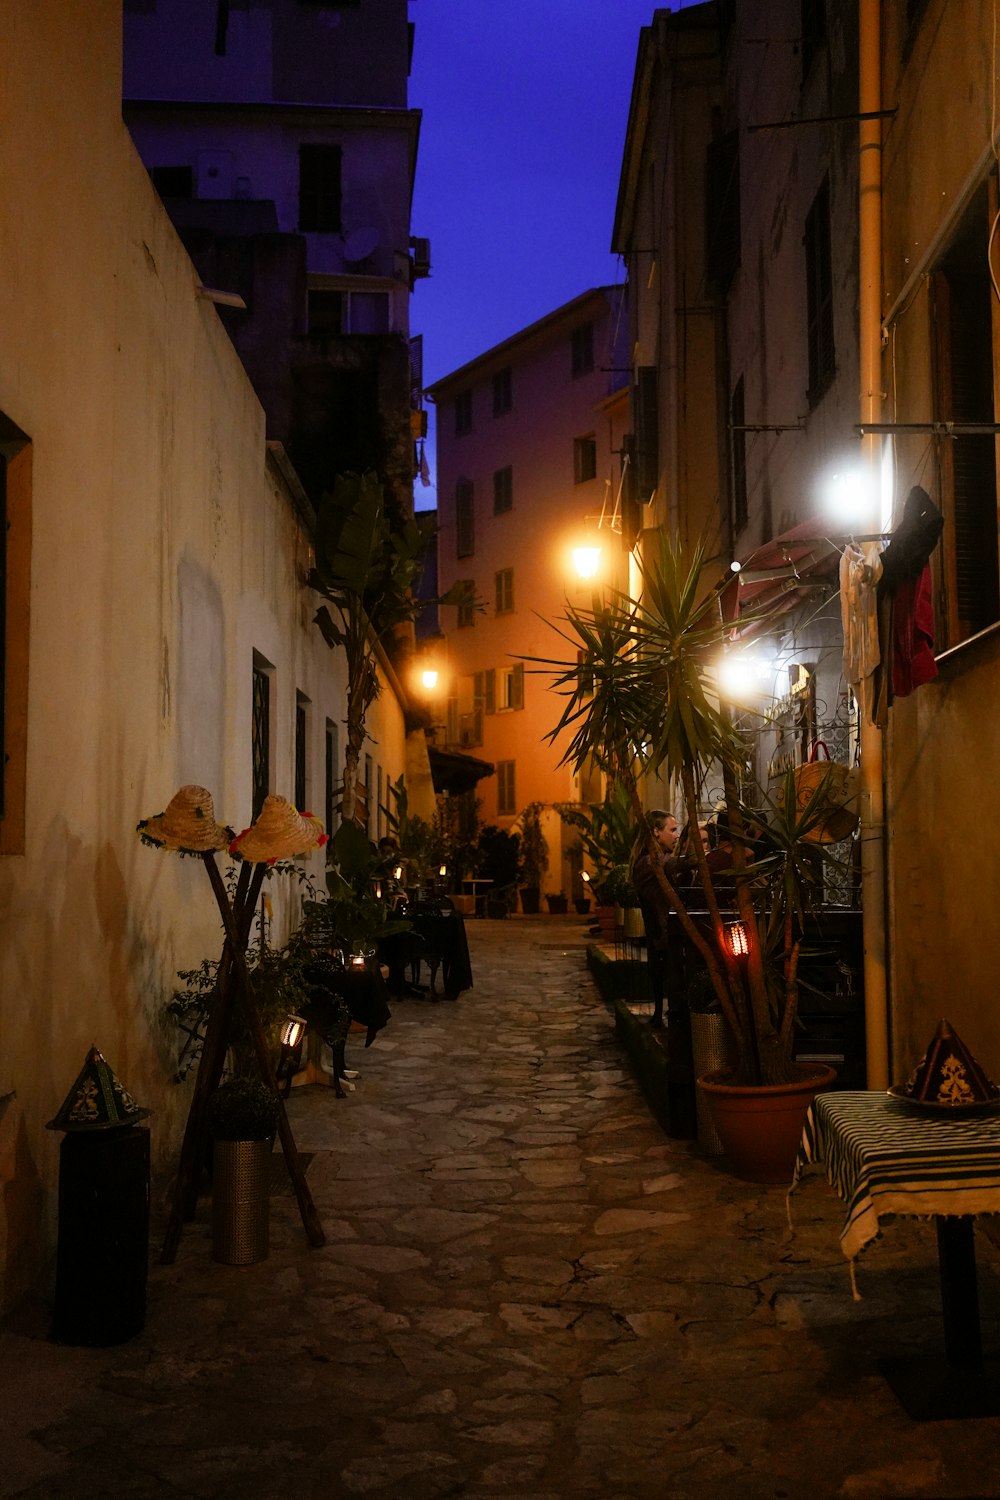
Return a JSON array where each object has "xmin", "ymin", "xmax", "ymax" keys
[{"xmin": 5, "ymin": 918, "xmax": 1000, "ymax": 1500}]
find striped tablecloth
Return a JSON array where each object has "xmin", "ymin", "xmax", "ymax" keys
[{"xmin": 792, "ymin": 1091, "xmax": 1000, "ymax": 1261}]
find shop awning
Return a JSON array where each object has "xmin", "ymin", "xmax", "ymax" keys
[
  {"xmin": 428, "ymin": 746, "xmax": 495, "ymax": 796},
  {"xmin": 719, "ymin": 518, "xmax": 840, "ymax": 638}
]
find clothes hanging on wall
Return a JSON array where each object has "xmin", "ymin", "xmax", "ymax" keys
[
  {"xmin": 872, "ymin": 485, "xmax": 944, "ymax": 725},
  {"xmin": 840, "ymin": 540, "xmax": 883, "ymax": 720}
]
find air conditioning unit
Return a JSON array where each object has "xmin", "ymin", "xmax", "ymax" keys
[{"xmin": 410, "ymin": 237, "xmax": 432, "ymax": 278}]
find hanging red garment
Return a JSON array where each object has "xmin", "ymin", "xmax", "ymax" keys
[{"xmin": 891, "ymin": 564, "xmax": 938, "ymax": 697}]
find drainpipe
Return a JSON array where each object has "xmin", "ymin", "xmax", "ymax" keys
[{"xmin": 858, "ymin": 0, "xmax": 889, "ymax": 1088}]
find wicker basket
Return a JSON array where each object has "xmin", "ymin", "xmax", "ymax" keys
[{"xmin": 212, "ymin": 1139, "xmax": 270, "ymax": 1265}]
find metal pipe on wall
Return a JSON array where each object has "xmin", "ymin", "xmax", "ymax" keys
[{"xmin": 858, "ymin": 0, "xmax": 890, "ymax": 1089}]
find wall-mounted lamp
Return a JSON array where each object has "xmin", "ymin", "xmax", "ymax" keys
[
  {"xmin": 571, "ymin": 545, "xmax": 602, "ymax": 580},
  {"xmin": 421, "ymin": 668, "xmax": 439, "ymax": 690}
]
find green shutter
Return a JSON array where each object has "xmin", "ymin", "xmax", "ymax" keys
[
  {"xmin": 485, "ymin": 668, "xmax": 496, "ymax": 714},
  {"xmin": 510, "ymin": 662, "xmax": 524, "ymax": 710}
]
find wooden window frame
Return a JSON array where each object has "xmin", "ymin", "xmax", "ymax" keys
[
  {"xmin": 456, "ymin": 479, "xmax": 475, "ymax": 558},
  {"xmin": 495, "ymin": 567, "xmax": 514, "ymax": 615},
  {"xmin": 493, "ymin": 464, "xmax": 513, "ymax": 515}
]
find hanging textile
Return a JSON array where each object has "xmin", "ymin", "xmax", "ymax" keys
[
  {"xmin": 840, "ymin": 540, "xmax": 883, "ymax": 719},
  {"xmin": 872, "ymin": 485, "xmax": 944, "ymax": 724}
]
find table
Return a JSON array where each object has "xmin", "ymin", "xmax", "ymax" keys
[
  {"xmin": 792, "ymin": 1090, "xmax": 1000, "ymax": 1419},
  {"xmin": 461, "ymin": 878, "xmax": 493, "ymax": 916},
  {"xmin": 378, "ymin": 905, "xmax": 473, "ymax": 1001}
]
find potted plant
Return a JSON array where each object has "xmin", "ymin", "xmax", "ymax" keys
[
  {"xmin": 206, "ymin": 1076, "xmax": 281, "ymax": 1265},
  {"xmin": 545, "ymin": 890, "xmax": 568, "ymax": 914},
  {"xmin": 514, "ymin": 801, "xmax": 548, "ymax": 914},
  {"xmin": 477, "ymin": 824, "xmax": 521, "ymax": 918},
  {"xmin": 533, "ymin": 533, "xmax": 839, "ymax": 1182},
  {"xmin": 558, "ymin": 784, "xmax": 636, "ymax": 930}
]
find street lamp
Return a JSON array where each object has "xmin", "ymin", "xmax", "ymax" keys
[
  {"xmin": 571, "ymin": 543, "xmax": 602, "ymax": 580},
  {"xmin": 421, "ymin": 667, "xmax": 439, "ymax": 691}
]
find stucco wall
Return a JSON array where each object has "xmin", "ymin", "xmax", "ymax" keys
[
  {"xmin": 0, "ymin": 0, "xmax": 405, "ymax": 1310},
  {"xmin": 880, "ymin": 0, "xmax": 1000, "ymax": 1079}
]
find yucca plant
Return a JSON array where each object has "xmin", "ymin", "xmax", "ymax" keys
[{"xmin": 530, "ymin": 532, "xmax": 839, "ymax": 1087}]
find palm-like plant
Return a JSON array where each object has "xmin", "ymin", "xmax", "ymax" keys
[{"xmin": 531, "ymin": 532, "xmax": 837, "ymax": 1086}]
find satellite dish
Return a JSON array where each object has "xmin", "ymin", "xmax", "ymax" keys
[{"xmin": 341, "ymin": 226, "xmax": 380, "ymax": 264}]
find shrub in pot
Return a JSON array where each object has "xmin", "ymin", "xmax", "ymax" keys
[{"xmin": 531, "ymin": 534, "xmax": 841, "ymax": 1180}]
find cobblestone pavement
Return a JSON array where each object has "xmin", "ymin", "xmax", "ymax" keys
[{"xmin": 5, "ymin": 916, "xmax": 1000, "ymax": 1499}]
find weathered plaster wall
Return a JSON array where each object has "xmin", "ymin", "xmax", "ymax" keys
[
  {"xmin": 0, "ymin": 0, "xmax": 405, "ymax": 1310},
  {"xmin": 880, "ymin": 0, "xmax": 1000, "ymax": 1077}
]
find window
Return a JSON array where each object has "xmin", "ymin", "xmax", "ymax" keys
[
  {"xmin": 299, "ymin": 144, "xmax": 342, "ymax": 232},
  {"xmin": 497, "ymin": 761, "xmax": 516, "ymax": 816},
  {"xmin": 574, "ymin": 436, "xmax": 597, "ymax": 484},
  {"xmin": 493, "ymin": 366, "xmax": 512, "ymax": 415},
  {"xmin": 454, "ymin": 389, "xmax": 473, "ymax": 437},
  {"xmin": 364, "ymin": 753, "xmax": 373, "ymax": 834},
  {"xmin": 498, "ymin": 663, "xmax": 524, "ymax": 712},
  {"xmin": 295, "ymin": 693, "xmax": 309, "ymax": 810},
  {"xmin": 456, "ymin": 579, "xmax": 477, "ymax": 628},
  {"xmin": 705, "ymin": 128, "xmax": 741, "ymax": 292},
  {"xmin": 493, "ymin": 465, "xmax": 513, "ymax": 514},
  {"xmin": 931, "ymin": 181, "xmax": 1000, "ymax": 647},
  {"xmin": 307, "ymin": 288, "xmax": 391, "ymax": 337},
  {"xmin": 495, "ymin": 567, "xmax": 514, "ymax": 614},
  {"xmin": 0, "ymin": 415, "xmax": 30, "ymax": 855},
  {"xmin": 800, "ymin": 0, "xmax": 827, "ymax": 78},
  {"xmin": 456, "ymin": 479, "xmax": 475, "ymax": 557},
  {"xmin": 571, "ymin": 321, "xmax": 594, "ymax": 377},
  {"xmin": 251, "ymin": 652, "xmax": 273, "ymax": 819},
  {"xmin": 457, "ymin": 674, "xmax": 483, "ymax": 747},
  {"xmin": 325, "ymin": 718, "xmax": 339, "ymax": 846},
  {"xmin": 805, "ymin": 176, "xmax": 835, "ymax": 403},
  {"xmin": 730, "ymin": 376, "xmax": 748, "ymax": 534}
]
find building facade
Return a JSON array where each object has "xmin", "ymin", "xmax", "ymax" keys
[
  {"xmin": 0, "ymin": 0, "xmax": 409, "ymax": 1311},
  {"xmin": 122, "ymin": 0, "xmax": 427, "ymax": 521},
  {"xmin": 614, "ymin": 3, "xmax": 859, "ymax": 885},
  {"xmin": 427, "ymin": 289, "xmax": 630, "ymax": 886}
]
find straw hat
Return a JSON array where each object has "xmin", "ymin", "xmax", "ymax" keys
[
  {"xmin": 229, "ymin": 794, "xmax": 327, "ymax": 864},
  {"xmin": 137, "ymin": 785, "xmax": 233, "ymax": 854}
]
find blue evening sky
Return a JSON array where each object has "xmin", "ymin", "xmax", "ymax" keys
[{"xmin": 408, "ymin": 1, "xmax": 686, "ymax": 506}]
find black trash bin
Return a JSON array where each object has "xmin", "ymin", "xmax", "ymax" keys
[{"xmin": 48, "ymin": 1046, "xmax": 151, "ymax": 1347}]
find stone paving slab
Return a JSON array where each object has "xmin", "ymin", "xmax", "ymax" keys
[{"xmin": 4, "ymin": 916, "xmax": 1000, "ymax": 1498}]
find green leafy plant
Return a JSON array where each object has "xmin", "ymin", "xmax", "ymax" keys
[
  {"xmin": 309, "ymin": 472, "xmax": 467, "ymax": 827},
  {"xmin": 529, "ymin": 531, "xmax": 840, "ymax": 1087},
  {"xmin": 513, "ymin": 801, "xmax": 549, "ymax": 891},
  {"xmin": 206, "ymin": 1076, "xmax": 280, "ymax": 1142},
  {"xmin": 322, "ymin": 820, "xmax": 412, "ymax": 954},
  {"xmin": 556, "ymin": 782, "xmax": 636, "ymax": 899}
]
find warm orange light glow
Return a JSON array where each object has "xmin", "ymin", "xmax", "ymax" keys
[
  {"xmin": 572, "ymin": 545, "xmax": 601, "ymax": 580},
  {"xmin": 421, "ymin": 668, "xmax": 439, "ymax": 690},
  {"xmin": 727, "ymin": 921, "xmax": 750, "ymax": 958}
]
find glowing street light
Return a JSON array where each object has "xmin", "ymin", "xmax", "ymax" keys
[
  {"xmin": 421, "ymin": 667, "xmax": 439, "ymax": 691},
  {"xmin": 571, "ymin": 544, "xmax": 602, "ymax": 580}
]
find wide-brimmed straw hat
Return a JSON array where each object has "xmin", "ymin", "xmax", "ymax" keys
[
  {"xmin": 137, "ymin": 785, "xmax": 233, "ymax": 854},
  {"xmin": 229, "ymin": 794, "xmax": 327, "ymax": 864}
]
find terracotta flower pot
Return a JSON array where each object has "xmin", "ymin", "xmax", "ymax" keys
[{"xmin": 696, "ymin": 1062, "xmax": 837, "ymax": 1184}]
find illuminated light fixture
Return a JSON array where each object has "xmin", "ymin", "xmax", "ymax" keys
[
  {"xmin": 718, "ymin": 652, "xmax": 775, "ymax": 697},
  {"xmin": 280, "ymin": 1015, "xmax": 307, "ymax": 1050},
  {"xmin": 572, "ymin": 545, "xmax": 602, "ymax": 580},
  {"xmin": 393, "ymin": 864, "xmax": 403, "ymax": 881},
  {"xmin": 821, "ymin": 463, "xmax": 878, "ymax": 527},
  {"xmin": 349, "ymin": 953, "xmax": 366, "ymax": 970},
  {"xmin": 581, "ymin": 870, "xmax": 591, "ymax": 884},
  {"xmin": 439, "ymin": 864, "xmax": 447, "ymax": 877},
  {"xmin": 421, "ymin": 668, "xmax": 439, "ymax": 690},
  {"xmin": 727, "ymin": 921, "xmax": 750, "ymax": 958}
]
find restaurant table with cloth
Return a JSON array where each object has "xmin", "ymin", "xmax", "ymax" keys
[
  {"xmin": 792, "ymin": 1090, "xmax": 1000, "ymax": 1419},
  {"xmin": 379, "ymin": 903, "xmax": 473, "ymax": 1001}
]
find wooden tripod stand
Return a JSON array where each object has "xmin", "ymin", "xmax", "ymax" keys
[{"xmin": 160, "ymin": 853, "xmax": 325, "ymax": 1263}]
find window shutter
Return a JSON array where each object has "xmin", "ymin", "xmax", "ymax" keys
[
  {"xmin": 510, "ymin": 662, "xmax": 524, "ymax": 710},
  {"xmin": 484, "ymin": 668, "xmax": 496, "ymax": 714}
]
